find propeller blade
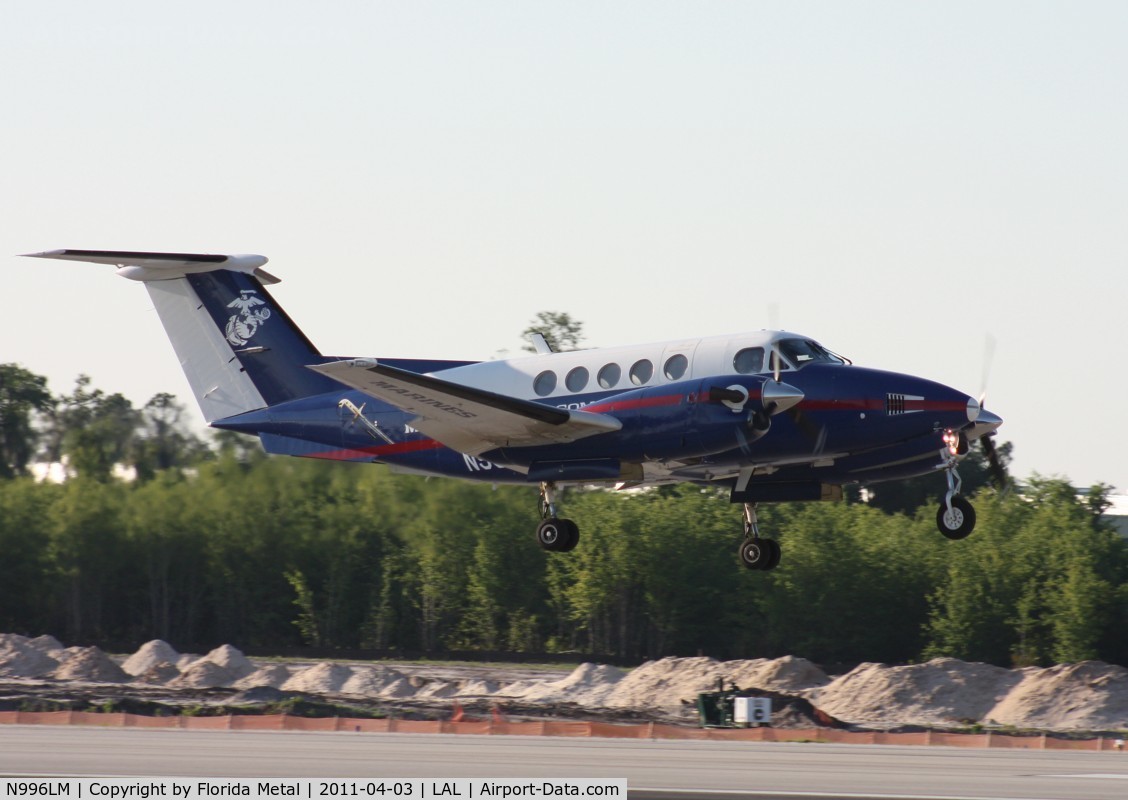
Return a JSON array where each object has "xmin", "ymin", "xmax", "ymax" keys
[
  {"xmin": 979, "ymin": 333, "xmax": 996, "ymax": 406},
  {"xmin": 787, "ymin": 406, "xmax": 828, "ymax": 455},
  {"xmin": 980, "ymin": 434, "xmax": 1009, "ymax": 491}
]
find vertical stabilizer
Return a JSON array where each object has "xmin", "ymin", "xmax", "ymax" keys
[
  {"xmin": 22, "ymin": 250, "xmax": 340, "ymax": 422},
  {"xmin": 145, "ymin": 277, "xmax": 268, "ymax": 421}
]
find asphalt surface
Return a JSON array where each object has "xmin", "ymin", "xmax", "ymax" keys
[{"xmin": 3, "ymin": 726, "xmax": 1128, "ymax": 800}]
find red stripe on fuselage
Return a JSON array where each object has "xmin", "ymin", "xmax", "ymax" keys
[
  {"xmin": 798, "ymin": 398, "xmax": 966, "ymax": 413},
  {"xmin": 309, "ymin": 438, "xmax": 445, "ymax": 461},
  {"xmin": 906, "ymin": 399, "xmax": 967, "ymax": 413},
  {"xmin": 585, "ymin": 394, "xmax": 685, "ymax": 414}
]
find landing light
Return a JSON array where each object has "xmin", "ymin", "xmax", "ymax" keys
[{"xmin": 942, "ymin": 429, "xmax": 970, "ymax": 457}]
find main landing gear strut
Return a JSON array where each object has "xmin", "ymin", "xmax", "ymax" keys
[
  {"xmin": 936, "ymin": 430, "xmax": 977, "ymax": 540},
  {"xmin": 738, "ymin": 503, "xmax": 781, "ymax": 571},
  {"xmin": 536, "ymin": 481, "xmax": 579, "ymax": 552}
]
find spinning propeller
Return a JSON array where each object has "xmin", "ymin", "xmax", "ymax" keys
[
  {"xmin": 971, "ymin": 334, "xmax": 1008, "ymax": 491},
  {"xmin": 710, "ymin": 344, "xmax": 827, "ymax": 455}
]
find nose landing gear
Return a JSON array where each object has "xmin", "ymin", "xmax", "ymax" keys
[
  {"xmin": 536, "ymin": 481, "xmax": 579, "ymax": 552},
  {"xmin": 738, "ymin": 503, "xmax": 781, "ymax": 570},
  {"xmin": 936, "ymin": 430, "xmax": 977, "ymax": 540}
]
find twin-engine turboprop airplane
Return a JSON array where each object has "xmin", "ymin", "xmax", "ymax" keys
[{"xmin": 27, "ymin": 249, "xmax": 1003, "ymax": 570}]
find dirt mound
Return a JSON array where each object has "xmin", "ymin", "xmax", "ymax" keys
[
  {"xmin": 456, "ymin": 679, "xmax": 501, "ymax": 697},
  {"xmin": 726, "ymin": 656, "xmax": 830, "ymax": 692},
  {"xmin": 134, "ymin": 661, "xmax": 180, "ymax": 684},
  {"xmin": 805, "ymin": 658, "xmax": 1022, "ymax": 726},
  {"xmin": 233, "ymin": 664, "xmax": 293, "ymax": 690},
  {"xmin": 122, "ymin": 640, "xmax": 180, "ymax": 676},
  {"xmin": 0, "ymin": 637, "xmax": 60, "ymax": 678},
  {"xmin": 516, "ymin": 663, "xmax": 625, "ymax": 706},
  {"xmin": 604, "ymin": 657, "xmax": 720, "ymax": 710},
  {"xmin": 28, "ymin": 635, "xmax": 65, "ymax": 657},
  {"xmin": 379, "ymin": 677, "xmax": 420, "ymax": 698},
  {"xmin": 415, "ymin": 680, "xmax": 460, "ymax": 699},
  {"xmin": 230, "ymin": 686, "xmax": 301, "ymax": 705},
  {"xmin": 984, "ymin": 661, "xmax": 1128, "ymax": 731},
  {"xmin": 169, "ymin": 659, "xmax": 237, "ymax": 689},
  {"xmin": 601, "ymin": 656, "xmax": 826, "ymax": 713},
  {"xmin": 203, "ymin": 645, "xmax": 255, "ymax": 679},
  {"xmin": 13, "ymin": 632, "xmax": 1128, "ymax": 732},
  {"xmin": 340, "ymin": 666, "xmax": 405, "ymax": 696},
  {"xmin": 282, "ymin": 662, "xmax": 354, "ymax": 694},
  {"xmin": 52, "ymin": 647, "xmax": 129, "ymax": 683}
]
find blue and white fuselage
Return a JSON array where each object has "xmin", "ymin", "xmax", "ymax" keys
[{"xmin": 28, "ymin": 249, "xmax": 1003, "ymax": 569}]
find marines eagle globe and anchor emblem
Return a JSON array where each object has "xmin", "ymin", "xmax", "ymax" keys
[{"xmin": 225, "ymin": 289, "xmax": 271, "ymax": 346}]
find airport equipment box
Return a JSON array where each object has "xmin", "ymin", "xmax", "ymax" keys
[{"xmin": 733, "ymin": 697, "xmax": 772, "ymax": 725}]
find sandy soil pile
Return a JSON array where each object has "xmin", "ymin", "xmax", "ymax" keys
[
  {"xmin": 204, "ymin": 645, "xmax": 256, "ymax": 680},
  {"xmin": 805, "ymin": 658, "xmax": 1022, "ymax": 727},
  {"xmin": 282, "ymin": 662, "xmax": 354, "ymax": 694},
  {"xmin": 507, "ymin": 663, "xmax": 625, "ymax": 706},
  {"xmin": 135, "ymin": 661, "xmax": 180, "ymax": 684},
  {"xmin": 166, "ymin": 644, "xmax": 260, "ymax": 689},
  {"xmin": 52, "ymin": 646, "xmax": 129, "ymax": 683},
  {"xmin": 339, "ymin": 665, "xmax": 404, "ymax": 696},
  {"xmin": 29, "ymin": 635, "xmax": 65, "ymax": 659},
  {"xmin": 599, "ymin": 656, "xmax": 828, "ymax": 714},
  {"xmin": 4, "ymin": 633, "xmax": 1128, "ymax": 731},
  {"xmin": 170, "ymin": 659, "xmax": 239, "ymax": 689},
  {"xmin": 983, "ymin": 661, "xmax": 1128, "ymax": 730},
  {"xmin": 122, "ymin": 640, "xmax": 181, "ymax": 676},
  {"xmin": 0, "ymin": 635, "xmax": 60, "ymax": 678},
  {"xmin": 728, "ymin": 655, "xmax": 832, "ymax": 692},
  {"xmin": 233, "ymin": 664, "xmax": 294, "ymax": 690}
]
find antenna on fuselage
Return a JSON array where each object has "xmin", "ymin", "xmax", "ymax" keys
[{"xmin": 529, "ymin": 333, "xmax": 554, "ymax": 355}]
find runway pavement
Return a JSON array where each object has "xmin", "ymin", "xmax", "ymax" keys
[{"xmin": 3, "ymin": 726, "xmax": 1128, "ymax": 800}]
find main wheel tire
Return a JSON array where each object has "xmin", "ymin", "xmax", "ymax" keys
[
  {"xmin": 537, "ymin": 519, "xmax": 566, "ymax": 551},
  {"xmin": 537, "ymin": 518, "xmax": 578, "ymax": 552},
  {"xmin": 739, "ymin": 538, "xmax": 771, "ymax": 570},
  {"xmin": 762, "ymin": 538, "xmax": 782, "ymax": 571},
  {"xmin": 937, "ymin": 495, "xmax": 976, "ymax": 540},
  {"xmin": 558, "ymin": 518, "xmax": 580, "ymax": 552}
]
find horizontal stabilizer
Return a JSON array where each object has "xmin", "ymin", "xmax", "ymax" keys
[
  {"xmin": 22, "ymin": 249, "xmax": 280, "ymax": 284},
  {"xmin": 311, "ymin": 359, "xmax": 622, "ymax": 457}
]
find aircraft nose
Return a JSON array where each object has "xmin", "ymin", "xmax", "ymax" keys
[
  {"xmin": 762, "ymin": 380, "xmax": 804, "ymax": 415},
  {"xmin": 967, "ymin": 407, "xmax": 1003, "ymax": 440}
]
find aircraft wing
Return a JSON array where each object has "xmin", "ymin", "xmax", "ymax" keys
[{"xmin": 310, "ymin": 359, "xmax": 622, "ymax": 457}]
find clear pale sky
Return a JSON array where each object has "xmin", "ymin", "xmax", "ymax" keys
[{"xmin": 3, "ymin": 2, "xmax": 1126, "ymax": 490}]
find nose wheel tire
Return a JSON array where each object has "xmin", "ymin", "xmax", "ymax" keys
[
  {"xmin": 537, "ymin": 518, "xmax": 579, "ymax": 552},
  {"xmin": 937, "ymin": 495, "xmax": 976, "ymax": 540},
  {"xmin": 739, "ymin": 537, "xmax": 781, "ymax": 570}
]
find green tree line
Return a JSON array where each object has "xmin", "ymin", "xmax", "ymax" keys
[{"xmin": 2, "ymin": 363, "xmax": 1126, "ymax": 667}]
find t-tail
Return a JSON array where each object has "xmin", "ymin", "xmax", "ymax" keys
[{"xmin": 22, "ymin": 249, "xmax": 341, "ymax": 421}]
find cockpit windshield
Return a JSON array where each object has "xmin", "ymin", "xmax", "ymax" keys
[{"xmin": 777, "ymin": 338, "xmax": 846, "ymax": 369}]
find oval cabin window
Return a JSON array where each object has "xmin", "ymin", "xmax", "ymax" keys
[
  {"xmin": 533, "ymin": 370, "xmax": 558, "ymax": 397},
  {"xmin": 597, "ymin": 363, "xmax": 621, "ymax": 389},
  {"xmin": 565, "ymin": 366, "xmax": 589, "ymax": 392},
  {"xmin": 629, "ymin": 359, "xmax": 654, "ymax": 386},
  {"xmin": 664, "ymin": 354, "xmax": 688, "ymax": 380}
]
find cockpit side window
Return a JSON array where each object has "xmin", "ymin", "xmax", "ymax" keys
[
  {"xmin": 777, "ymin": 338, "xmax": 844, "ymax": 369},
  {"xmin": 733, "ymin": 347, "xmax": 765, "ymax": 374}
]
